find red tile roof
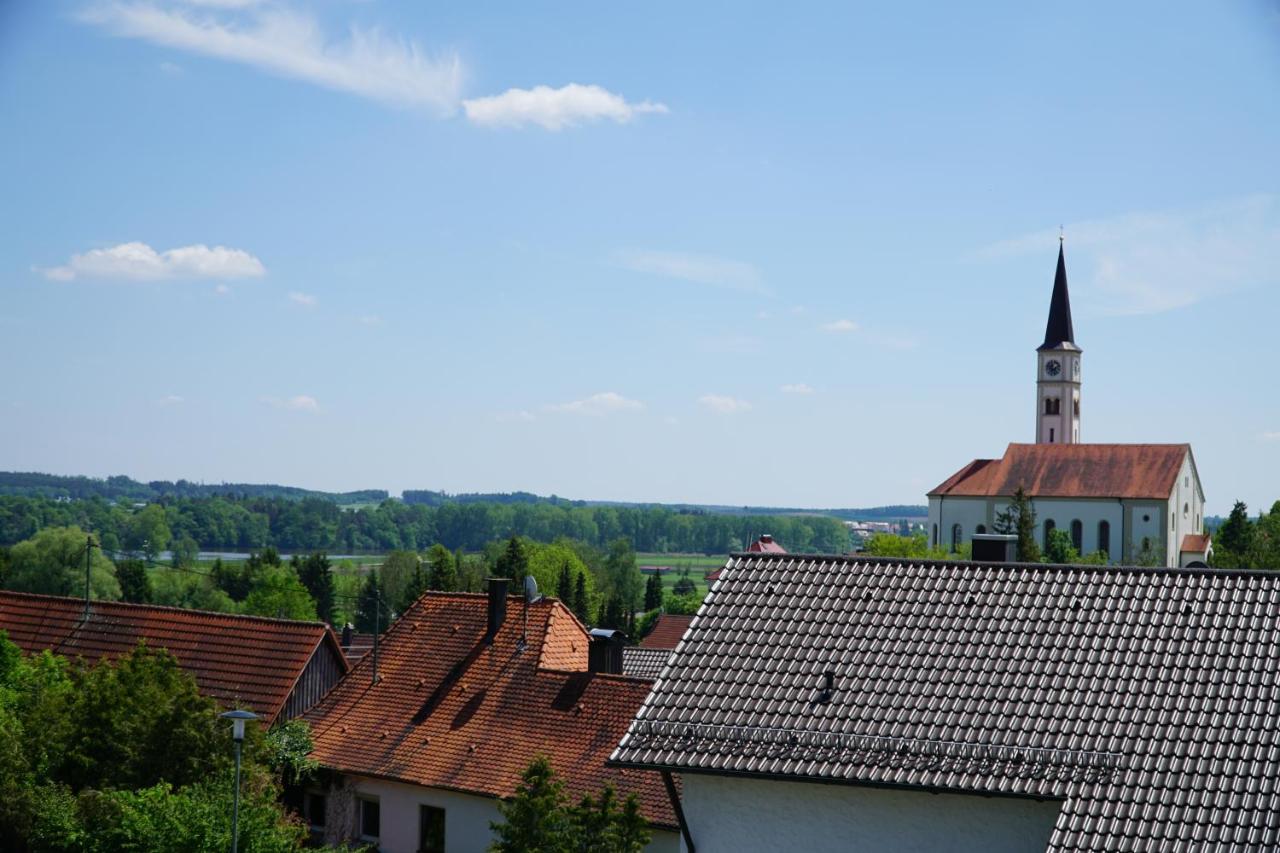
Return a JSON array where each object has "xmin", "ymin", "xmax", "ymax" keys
[
  {"xmin": 1181, "ymin": 533, "xmax": 1212, "ymax": 554},
  {"xmin": 0, "ymin": 591, "xmax": 347, "ymax": 724},
  {"xmin": 305, "ymin": 593, "xmax": 675, "ymax": 829},
  {"xmin": 639, "ymin": 614, "xmax": 694, "ymax": 650},
  {"xmin": 929, "ymin": 443, "xmax": 1190, "ymax": 500},
  {"xmin": 746, "ymin": 534, "xmax": 787, "ymax": 553}
]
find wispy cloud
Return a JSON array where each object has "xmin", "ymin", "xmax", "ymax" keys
[
  {"xmin": 40, "ymin": 241, "xmax": 264, "ymax": 281},
  {"xmin": 497, "ymin": 409, "xmax": 537, "ymax": 423},
  {"xmin": 261, "ymin": 394, "xmax": 319, "ymax": 412},
  {"xmin": 463, "ymin": 83, "xmax": 666, "ymax": 130},
  {"xmin": 780, "ymin": 383, "xmax": 814, "ymax": 394},
  {"xmin": 1260, "ymin": 431, "xmax": 1280, "ymax": 443},
  {"xmin": 214, "ymin": 283, "xmax": 231, "ymax": 295},
  {"xmin": 616, "ymin": 249, "xmax": 765, "ymax": 294},
  {"xmin": 977, "ymin": 195, "xmax": 1280, "ymax": 315},
  {"xmin": 157, "ymin": 394, "xmax": 184, "ymax": 406},
  {"xmin": 544, "ymin": 391, "xmax": 643, "ymax": 416},
  {"xmin": 698, "ymin": 394, "xmax": 751, "ymax": 414},
  {"xmin": 288, "ymin": 290, "xmax": 316, "ymax": 307},
  {"xmin": 79, "ymin": 2, "xmax": 463, "ymax": 113},
  {"xmin": 820, "ymin": 318, "xmax": 859, "ymax": 334}
]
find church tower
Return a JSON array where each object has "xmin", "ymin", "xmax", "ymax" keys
[{"xmin": 1036, "ymin": 238, "xmax": 1081, "ymax": 444}]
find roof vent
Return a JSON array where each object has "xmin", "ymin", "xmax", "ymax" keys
[{"xmin": 588, "ymin": 628, "xmax": 626, "ymax": 674}]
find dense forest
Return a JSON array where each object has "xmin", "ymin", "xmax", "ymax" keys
[
  {"xmin": 0, "ymin": 472, "xmax": 386, "ymax": 504},
  {"xmin": 0, "ymin": 494, "xmax": 851, "ymax": 555}
]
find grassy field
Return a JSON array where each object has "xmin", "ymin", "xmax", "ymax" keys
[{"xmin": 636, "ymin": 552, "xmax": 728, "ymax": 598}]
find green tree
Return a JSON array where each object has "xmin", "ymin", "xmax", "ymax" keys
[
  {"xmin": 1043, "ymin": 528, "xmax": 1079, "ymax": 564},
  {"xmin": 494, "ymin": 536, "xmax": 529, "ymax": 586},
  {"xmin": 241, "ymin": 567, "xmax": 318, "ymax": 622},
  {"xmin": 426, "ymin": 543, "xmax": 457, "ymax": 592},
  {"xmin": 604, "ymin": 539, "xmax": 642, "ymax": 613},
  {"xmin": 113, "ymin": 559, "xmax": 152, "ymax": 604},
  {"xmin": 354, "ymin": 572, "xmax": 389, "ymax": 634},
  {"xmin": 170, "ymin": 535, "xmax": 199, "ymax": 570},
  {"xmin": 125, "ymin": 505, "xmax": 171, "ymax": 562},
  {"xmin": 152, "ymin": 571, "xmax": 237, "ymax": 613},
  {"xmin": 3, "ymin": 527, "xmax": 121, "ymax": 600},
  {"xmin": 572, "ymin": 573, "xmax": 589, "ymax": 624},
  {"xmin": 379, "ymin": 550, "xmax": 420, "ymax": 613},
  {"xmin": 489, "ymin": 755, "xmax": 567, "ymax": 853},
  {"xmin": 643, "ymin": 572, "xmax": 663, "ymax": 611},
  {"xmin": 993, "ymin": 487, "xmax": 1041, "ymax": 563},
  {"xmin": 1213, "ymin": 501, "xmax": 1255, "ymax": 568},
  {"xmin": 556, "ymin": 561, "xmax": 573, "ymax": 603},
  {"xmin": 567, "ymin": 785, "xmax": 650, "ymax": 853},
  {"xmin": 294, "ymin": 553, "xmax": 336, "ymax": 625}
]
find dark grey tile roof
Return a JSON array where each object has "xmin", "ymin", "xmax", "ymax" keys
[
  {"xmin": 610, "ymin": 553, "xmax": 1280, "ymax": 851},
  {"xmin": 624, "ymin": 646, "xmax": 673, "ymax": 680}
]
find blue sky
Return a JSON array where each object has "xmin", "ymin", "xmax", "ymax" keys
[{"xmin": 1, "ymin": 1, "xmax": 1278, "ymax": 513}]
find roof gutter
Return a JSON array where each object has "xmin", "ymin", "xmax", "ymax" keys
[{"xmin": 661, "ymin": 770, "xmax": 695, "ymax": 853}]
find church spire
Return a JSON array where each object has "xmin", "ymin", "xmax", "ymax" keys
[{"xmin": 1040, "ymin": 238, "xmax": 1075, "ymax": 350}]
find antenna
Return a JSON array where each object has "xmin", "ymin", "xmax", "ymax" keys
[
  {"xmin": 83, "ymin": 534, "xmax": 98, "ymax": 622},
  {"xmin": 519, "ymin": 576, "xmax": 542, "ymax": 653}
]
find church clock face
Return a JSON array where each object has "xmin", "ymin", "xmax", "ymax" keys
[{"xmin": 1045, "ymin": 359, "xmax": 1061, "ymax": 377}]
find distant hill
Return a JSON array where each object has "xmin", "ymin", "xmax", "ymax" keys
[
  {"xmin": 0, "ymin": 472, "xmax": 925, "ymax": 520},
  {"xmin": 0, "ymin": 472, "xmax": 387, "ymax": 504}
]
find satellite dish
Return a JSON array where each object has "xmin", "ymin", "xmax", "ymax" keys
[{"xmin": 524, "ymin": 575, "xmax": 542, "ymax": 603}]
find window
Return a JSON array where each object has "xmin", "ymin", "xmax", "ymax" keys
[
  {"xmin": 1185, "ymin": 475, "xmax": 1190, "ymax": 488},
  {"xmin": 306, "ymin": 792, "xmax": 326, "ymax": 833},
  {"xmin": 932, "ymin": 524, "xmax": 938, "ymax": 548},
  {"xmin": 1073, "ymin": 397, "xmax": 1080, "ymax": 416},
  {"xmin": 1049, "ymin": 428, "xmax": 1055, "ymax": 443},
  {"xmin": 419, "ymin": 805, "xmax": 446, "ymax": 853},
  {"xmin": 359, "ymin": 798, "xmax": 380, "ymax": 842},
  {"xmin": 1044, "ymin": 398, "xmax": 1060, "ymax": 415},
  {"xmin": 1043, "ymin": 519, "xmax": 1056, "ymax": 543},
  {"xmin": 1098, "ymin": 521, "xmax": 1111, "ymax": 558},
  {"xmin": 951, "ymin": 523, "xmax": 962, "ymax": 552},
  {"xmin": 975, "ymin": 524, "xmax": 987, "ymax": 535},
  {"xmin": 1183, "ymin": 502, "xmax": 1190, "ymax": 520},
  {"xmin": 1070, "ymin": 520, "xmax": 1083, "ymax": 553}
]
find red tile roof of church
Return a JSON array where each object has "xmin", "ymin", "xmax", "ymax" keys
[
  {"xmin": 929, "ymin": 443, "xmax": 1190, "ymax": 500},
  {"xmin": 0, "ymin": 590, "xmax": 346, "ymax": 724},
  {"xmin": 304, "ymin": 592, "xmax": 675, "ymax": 830}
]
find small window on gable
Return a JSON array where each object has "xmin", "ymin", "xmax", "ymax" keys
[
  {"xmin": 419, "ymin": 805, "xmax": 446, "ymax": 853},
  {"xmin": 359, "ymin": 798, "xmax": 380, "ymax": 842}
]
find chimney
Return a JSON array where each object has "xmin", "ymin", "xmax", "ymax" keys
[
  {"xmin": 760, "ymin": 534, "xmax": 774, "ymax": 544},
  {"xmin": 588, "ymin": 628, "xmax": 625, "ymax": 675},
  {"xmin": 486, "ymin": 578, "xmax": 509, "ymax": 645},
  {"xmin": 341, "ymin": 623, "xmax": 353, "ymax": 649},
  {"xmin": 972, "ymin": 534, "xmax": 1019, "ymax": 562}
]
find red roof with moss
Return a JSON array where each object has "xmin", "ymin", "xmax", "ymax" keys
[
  {"xmin": 0, "ymin": 590, "xmax": 347, "ymax": 723},
  {"xmin": 304, "ymin": 592, "xmax": 675, "ymax": 829},
  {"xmin": 930, "ymin": 443, "xmax": 1192, "ymax": 500}
]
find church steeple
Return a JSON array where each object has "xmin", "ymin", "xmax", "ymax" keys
[{"xmin": 1040, "ymin": 239, "xmax": 1076, "ymax": 350}]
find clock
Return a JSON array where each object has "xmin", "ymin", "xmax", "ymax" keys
[{"xmin": 1045, "ymin": 359, "xmax": 1062, "ymax": 377}]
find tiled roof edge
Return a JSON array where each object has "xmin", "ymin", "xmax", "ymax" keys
[
  {"xmin": 728, "ymin": 552, "xmax": 1263, "ymax": 578},
  {"xmin": 0, "ymin": 589, "xmax": 331, "ymax": 631}
]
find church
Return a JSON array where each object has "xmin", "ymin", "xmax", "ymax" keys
[{"xmin": 926, "ymin": 240, "xmax": 1211, "ymax": 568}]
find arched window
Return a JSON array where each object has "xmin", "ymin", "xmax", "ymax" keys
[
  {"xmin": 975, "ymin": 524, "xmax": 987, "ymax": 535},
  {"xmin": 1183, "ymin": 502, "xmax": 1190, "ymax": 519},
  {"xmin": 951, "ymin": 524, "xmax": 962, "ymax": 552},
  {"xmin": 1098, "ymin": 521, "xmax": 1111, "ymax": 558},
  {"xmin": 1043, "ymin": 519, "xmax": 1056, "ymax": 544},
  {"xmin": 1073, "ymin": 397, "xmax": 1080, "ymax": 416},
  {"xmin": 1070, "ymin": 520, "xmax": 1083, "ymax": 553},
  {"xmin": 932, "ymin": 524, "xmax": 938, "ymax": 548}
]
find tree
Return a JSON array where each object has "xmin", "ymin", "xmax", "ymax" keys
[
  {"xmin": 151, "ymin": 571, "xmax": 236, "ymax": 613},
  {"xmin": 1213, "ymin": 501, "xmax": 1254, "ymax": 568},
  {"xmin": 354, "ymin": 572, "xmax": 389, "ymax": 634},
  {"xmin": 125, "ymin": 505, "xmax": 171, "ymax": 562},
  {"xmin": 567, "ymin": 785, "xmax": 650, "ymax": 853},
  {"xmin": 241, "ymin": 567, "xmax": 318, "ymax": 622},
  {"xmin": 379, "ymin": 550, "xmax": 420, "ymax": 612},
  {"xmin": 170, "ymin": 535, "xmax": 199, "ymax": 570},
  {"xmin": 672, "ymin": 566, "xmax": 695, "ymax": 597},
  {"xmin": 994, "ymin": 487, "xmax": 1041, "ymax": 563},
  {"xmin": 210, "ymin": 557, "xmax": 251, "ymax": 602},
  {"xmin": 572, "ymin": 573, "xmax": 589, "ymax": 624},
  {"xmin": 294, "ymin": 553, "xmax": 336, "ymax": 625},
  {"xmin": 3, "ymin": 527, "xmax": 121, "ymax": 600},
  {"xmin": 643, "ymin": 572, "xmax": 663, "ymax": 611},
  {"xmin": 1044, "ymin": 528, "xmax": 1079, "ymax": 564},
  {"xmin": 113, "ymin": 559, "xmax": 152, "ymax": 604},
  {"xmin": 603, "ymin": 539, "xmax": 642, "ymax": 613},
  {"xmin": 426, "ymin": 543, "xmax": 457, "ymax": 592},
  {"xmin": 556, "ymin": 561, "xmax": 573, "ymax": 603},
  {"xmin": 489, "ymin": 755, "xmax": 567, "ymax": 853},
  {"xmin": 860, "ymin": 532, "xmax": 947, "ymax": 559},
  {"xmin": 494, "ymin": 536, "xmax": 529, "ymax": 586}
]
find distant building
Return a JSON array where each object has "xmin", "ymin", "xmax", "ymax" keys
[
  {"xmin": 639, "ymin": 613, "xmax": 694, "ymax": 650},
  {"xmin": 0, "ymin": 591, "xmax": 348, "ymax": 723},
  {"xmin": 304, "ymin": 583, "xmax": 678, "ymax": 852},
  {"xmin": 746, "ymin": 533, "xmax": 786, "ymax": 553},
  {"xmin": 612, "ymin": 551, "xmax": 1280, "ymax": 852},
  {"xmin": 927, "ymin": 241, "xmax": 1208, "ymax": 567}
]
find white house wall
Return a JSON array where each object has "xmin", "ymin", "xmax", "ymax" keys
[
  {"xmin": 333, "ymin": 774, "xmax": 678, "ymax": 853},
  {"xmin": 680, "ymin": 773, "xmax": 1061, "ymax": 853}
]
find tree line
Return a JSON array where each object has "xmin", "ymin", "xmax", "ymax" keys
[{"xmin": 0, "ymin": 494, "xmax": 850, "ymax": 555}]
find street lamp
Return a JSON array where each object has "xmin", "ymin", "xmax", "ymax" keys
[{"xmin": 219, "ymin": 709, "xmax": 260, "ymax": 853}]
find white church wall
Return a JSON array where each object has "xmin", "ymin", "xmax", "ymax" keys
[
  {"xmin": 680, "ymin": 773, "xmax": 1062, "ymax": 853},
  {"xmin": 1029, "ymin": 499, "xmax": 1124, "ymax": 558},
  {"xmin": 1125, "ymin": 503, "xmax": 1166, "ymax": 563},
  {"xmin": 932, "ymin": 498, "xmax": 991, "ymax": 549}
]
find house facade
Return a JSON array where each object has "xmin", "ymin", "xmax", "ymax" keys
[{"xmin": 305, "ymin": 583, "xmax": 679, "ymax": 853}]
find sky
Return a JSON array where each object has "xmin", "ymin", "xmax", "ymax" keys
[{"xmin": 1, "ymin": 1, "xmax": 1278, "ymax": 513}]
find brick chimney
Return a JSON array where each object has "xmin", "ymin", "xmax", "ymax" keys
[{"xmin": 486, "ymin": 578, "xmax": 509, "ymax": 645}]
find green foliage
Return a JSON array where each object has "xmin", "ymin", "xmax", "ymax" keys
[
  {"xmin": 426, "ymin": 543, "xmax": 457, "ymax": 592},
  {"xmin": 3, "ymin": 527, "xmax": 120, "ymax": 600},
  {"xmin": 262, "ymin": 719, "xmax": 318, "ymax": 787},
  {"xmin": 125, "ymin": 504, "xmax": 171, "ymax": 561},
  {"xmin": 294, "ymin": 553, "xmax": 337, "ymax": 624},
  {"xmin": 1078, "ymin": 550, "xmax": 1110, "ymax": 565},
  {"xmin": 151, "ymin": 571, "xmax": 237, "ymax": 613},
  {"xmin": 994, "ymin": 487, "xmax": 1041, "ymax": 563},
  {"xmin": 662, "ymin": 592, "xmax": 702, "ymax": 616},
  {"xmin": 643, "ymin": 573, "xmax": 663, "ymax": 611},
  {"xmin": 1043, "ymin": 528, "xmax": 1079, "ymax": 564},
  {"xmin": 859, "ymin": 532, "xmax": 949, "ymax": 559},
  {"xmin": 379, "ymin": 550, "xmax": 420, "ymax": 613},
  {"xmin": 1216, "ymin": 501, "xmax": 1254, "ymax": 555},
  {"xmin": 113, "ymin": 559, "xmax": 153, "ymax": 604},
  {"xmin": 572, "ymin": 573, "xmax": 589, "ymax": 623},
  {"xmin": 495, "ymin": 536, "xmax": 529, "ymax": 586},
  {"xmin": 354, "ymin": 572, "xmax": 390, "ymax": 634},
  {"xmin": 170, "ymin": 534, "xmax": 199, "ymax": 569},
  {"xmin": 528, "ymin": 542, "xmax": 594, "ymax": 611},
  {"xmin": 489, "ymin": 758, "xmax": 650, "ymax": 853},
  {"xmin": 603, "ymin": 539, "xmax": 643, "ymax": 612},
  {"xmin": 242, "ymin": 566, "xmax": 318, "ymax": 621}
]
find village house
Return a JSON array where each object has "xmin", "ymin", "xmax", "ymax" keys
[
  {"xmin": 623, "ymin": 613, "xmax": 693, "ymax": 679},
  {"xmin": 304, "ymin": 581, "xmax": 679, "ymax": 852},
  {"xmin": 0, "ymin": 590, "xmax": 348, "ymax": 723},
  {"xmin": 612, "ymin": 550, "xmax": 1280, "ymax": 852}
]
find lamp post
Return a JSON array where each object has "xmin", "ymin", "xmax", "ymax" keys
[{"xmin": 219, "ymin": 709, "xmax": 259, "ymax": 853}]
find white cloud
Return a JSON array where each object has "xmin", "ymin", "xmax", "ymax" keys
[
  {"xmin": 698, "ymin": 394, "xmax": 751, "ymax": 414},
  {"xmin": 1260, "ymin": 431, "xmax": 1280, "ymax": 442},
  {"xmin": 820, "ymin": 318, "xmax": 859, "ymax": 334},
  {"xmin": 976, "ymin": 195, "xmax": 1280, "ymax": 315},
  {"xmin": 214, "ymin": 283, "xmax": 231, "ymax": 295},
  {"xmin": 261, "ymin": 394, "xmax": 319, "ymax": 412},
  {"xmin": 288, "ymin": 290, "xmax": 316, "ymax": 307},
  {"xmin": 80, "ymin": 2, "xmax": 463, "ymax": 113},
  {"xmin": 544, "ymin": 391, "xmax": 643, "ymax": 416},
  {"xmin": 616, "ymin": 249, "xmax": 764, "ymax": 294},
  {"xmin": 41, "ymin": 241, "xmax": 264, "ymax": 281},
  {"xmin": 780, "ymin": 383, "xmax": 814, "ymax": 394},
  {"xmin": 157, "ymin": 394, "xmax": 184, "ymax": 406},
  {"xmin": 463, "ymin": 83, "xmax": 667, "ymax": 130}
]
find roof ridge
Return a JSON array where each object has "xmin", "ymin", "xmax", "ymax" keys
[
  {"xmin": 0, "ymin": 589, "xmax": 329, "ymax": 630},
  {"xmin": 728, "ymin": 552, "xmax": 1263, "ymax": 578}
]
